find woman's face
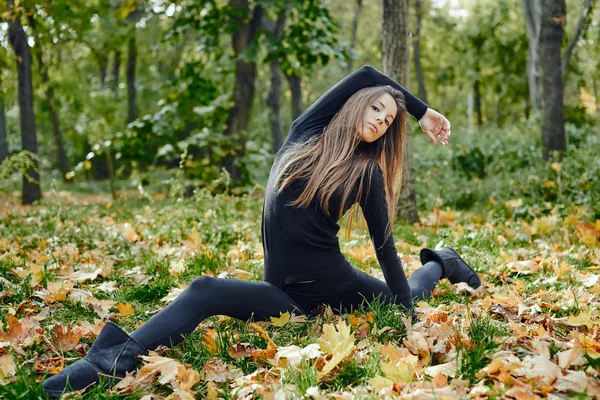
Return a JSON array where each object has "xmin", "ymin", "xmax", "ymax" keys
[{"xmin": 360, "ymin": 93, "xmax": 398, "ymax": 143}]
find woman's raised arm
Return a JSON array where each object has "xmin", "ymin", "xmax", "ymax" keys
[{"xmin": 284, "ymin": 65, "xmax": 428, "ymax": 147}]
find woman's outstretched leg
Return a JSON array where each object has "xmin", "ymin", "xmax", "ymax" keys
[
  {"xmin": 131, "ymin": 276, "xmax": 304, "ymax": 350},
  {"xmin": 308, "ymin": 250, "xmax": 479, "ymax": 314},
  {"xmin": 43, "ymin": 277, "xmax": 303, "ymax": 398},
  {"xmin": 321, "ymin": 263, "xmax": 443, "ymax": 314},
  {"xmin": 406, "ymin": 261, "xmax": 443, "ymax": 301}
]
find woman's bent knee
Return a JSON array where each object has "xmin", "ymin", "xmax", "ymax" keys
[{"xmin": 189, "ymin": 276, "xmax": 217, "ymax": 293}]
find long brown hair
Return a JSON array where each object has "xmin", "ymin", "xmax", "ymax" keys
[{"xmin": 276, "ymin": 85, "xmax": 408, "ymax": 237}]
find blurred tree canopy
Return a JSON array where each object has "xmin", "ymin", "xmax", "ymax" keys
[{"xmin": 0, "ymin": 0, "xmax": 598, "ymax": 201}]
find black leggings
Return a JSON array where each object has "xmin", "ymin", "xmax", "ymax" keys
[{"xmin": 130, "ymin": 262, "xmax": 442, "ymax": 350}]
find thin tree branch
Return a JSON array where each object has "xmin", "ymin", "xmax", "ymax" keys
[{"xmin": 562, "ymin": 0, "xmax": 593, "ymax": 80}]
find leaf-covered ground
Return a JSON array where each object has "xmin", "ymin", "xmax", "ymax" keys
[{"xmin": 1, "ymin": 125, "xmax": 599, "ymax": 399}]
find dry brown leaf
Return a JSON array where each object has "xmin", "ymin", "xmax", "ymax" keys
[
  {"xmin": 0, "ymin": 354, "xmax": 16, "ymax": 380},
  {"xmin": 120, "ymin": 223, "xmax": 140, "ymax": 242},
  {"xmin": 504, "ymin": 384, "xmax": 541, "ymax": 400},
  {"xmin": 514, "ymin": 355, "xmax": 560, "ymax": 386},
  {"xmin": 0, "ymin": 315, "xmax": 41, "ymax": 346},
  {"xmin": 557, "ymin": 338, "xmax": 585, "ymax": 369},
  {"xmin": 138, "ymin": 352, "xmax": 200, "ymax": 393},
  {"xmin": 51, "ymin": 324, "xmax": 83, "ymax": 352},
  {"xmin": 228, "ymin": 343, "xmax": 257, "ymax": 359},
  {"xmin": 202, "ymin": 357, "xmax": 242, "ymax": 383},
  {"xmin": 85, "ymin": 298, "xmax": 117, "ymax": 319},
  {"xmin": 166, "ymin": 388, "xmax": 195, "ymax": 400},
  {"xmin": 43, "ymin": 280, "xmax": 73, "ymax": 303}
]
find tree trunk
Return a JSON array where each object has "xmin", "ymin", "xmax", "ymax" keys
[
  {"xmin": 286, "ymin": 72, "xmax": 303, "ymax": 120},
  {"xmin": 112, "ymin": 50, "xmax": 121, "ymax": 95},
  {"xmin": 127, "ymin": 35, "xmax": 137, "ymax": 123},
  {"xmin": 97, "ymin": 46, "xmax": 108, "ymax": 88},
  {"xmin": 539, "ymin": 0, "xmax": 566, "ymax": 161},
  {"xmin": 347, "ymin": 0, "xmax": 363, "ymax": 74},
  {"xmin": 267, "ymin": 10, "xmax": 287, "ymax": 154},
  {"xmin": 523, "ymin": 0, "xmax": 542, "ymax": 113},
  {"xmin": 381, "ymin": 0, "xmax": 419, "ymax": 223},
  {"xmin": 221, "ymin": 1, "xmax": 263, "ymax": 184},
  {"xmin": 7, "ymin": 0, "xmax": 41, "ymax": 204},
  {"xmin": 28, "ymin": 16, "xmax": 70, "ymax": 181},
  {"xmin": 474, "ymin": 78, "xmax": 483, "ymax": 126},
  {"xmin": 413, "ymin": 0, "xmax": 427, "ymax": 104},
  {"xmin": 0, "ymin": 82, "xmax": 7, "ymax": 163},
  {"xmin": 561, "ymin": 0, "xmax": 593, "ymax": 80}
]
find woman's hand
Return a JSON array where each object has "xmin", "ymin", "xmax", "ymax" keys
[{"xmin": 418, "ymin": 108, "xmax": 451, "ymax": 146}]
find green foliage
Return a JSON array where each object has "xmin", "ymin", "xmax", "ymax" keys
[
  {"xmin": 265, "ymin": 0, "xmax": 349, "ymax": 75},
  {"xmin": 416, "ymin": 123, "xmax": 600, "ymax": 218},
  {"xmin": 0, "ymin": 151, "xmax": 38, "ymax": 183},
  {"xmin": 451, "ymin": 146, "xmax": 492, "ymax": 180}
]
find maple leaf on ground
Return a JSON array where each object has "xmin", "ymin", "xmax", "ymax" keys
[
  {"xmin": 274, "ymin": 343, "xmax": 321, "ymax": 367},
  {"xmin": 76, "ymin": 320, "xmax": 106, "ymax": 339},
  {"xmin": 15, "ymin": 263, "xmax": 45, "ymax": 286},
  {"xmin": 120, "ymin": 223, "xmax": 140, "ymax": 242},
  {"xmin": 0, "ymin": 354, "xmax": 16, "ymax": 381},
  {"xmin": 114, "ymin": 303, "xmax": 135, "ymax": 317},
  {"xmin": 0, "ymin": 315, "xmax": 42, "ymax": 347},
  {"xmin": 228, "ymin": 343, "xmax": 258, "ymax": 359},
  {"xmin": 37, "ymin": 280, "xmax": 74, "ymax": 303},
  {"xmin": 556, "ymin": 337, "xmax": 585, "ymax": 369},
  {"xmin": 137, "ymin": 352, "xmax": 200, "ymax": 394},
  {"xmin": 86, "ymin": 298, "xmax": 117, "ymax": 319},
  {"xmin": 270, "ymin": 311, "xmax": 290, "ymax": 327},
  {"xmin": 503, "ymin": 384, "xmax": 541, "ymax": 400},
  {"xmin": 514, "ymin": 355, "xmax": 561, "ymax": 386},
  {"xmin": 554, "ymin": 370, "xmax": 598, "ymax": 394},
  {"xmin": 70, "ymin": 266, "xmax": 104, "ymax": 283},
  {"xmin": 94, "ymin": 281, "xmax": 119, "ymax": 293},
  {"xmin": 201, "ymin": 329, "xmax": 219, "ymax": 354},
  {"xmin": 317, "ymin": 320, "xmax": 355, "ymax": 380},
  {"xmin": 202, "ymin": 357, "xmax": 242, "ymax": 383},
  {"xmin": 403, "ymin": 330, "xmax": 431, "ymax": 367},
  {"xmin": 381, "ymin": 354, "xmax": 419, "ymax": 384},
  {"xmin": 51, "ymin": 324, "xmax": 83, "ymax": 352},
  {"xmin": 424, "ymin": 361, "xmax": 457, "ymax": 378}
]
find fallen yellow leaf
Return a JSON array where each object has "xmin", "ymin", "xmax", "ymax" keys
[
  {"xmin": 202, "ymin": 329, "xmax": 219, "ymax": 354},
  {"xmin": 270, "ymin": 311, "xmax": 290, "ymax": 327},
  {"xmin": 115, "ymin": 303, "xmax": 135, "ymax": 317},
  {"xmin": 317, "ymin": 320, "xmax": 355, "ymax": 380}
]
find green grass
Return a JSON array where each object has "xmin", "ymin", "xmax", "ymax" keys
[
  {"xmin": 456, "ymin": 315, "xmax": 511, "ymax": 383},
  {"xmin": 0, "ymin": 123, "xmax": 598, "ymax": 397}
]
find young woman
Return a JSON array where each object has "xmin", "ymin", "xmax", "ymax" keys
[{"xmin": 42, "ymin": 65, "xmax": 480, "ymax": 398}]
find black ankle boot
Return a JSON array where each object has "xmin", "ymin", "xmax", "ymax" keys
[
  {"xmin": 420, "ymin": 247, "xmax": 481, "ymax": 289},
  {"xmin": 42, "ymin": 322, "xmax": 147, "ymax": 398}
]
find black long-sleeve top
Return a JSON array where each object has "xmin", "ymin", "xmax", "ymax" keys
[{"xmin": 261, "ymin": 66, "xmax": 428, "ymax": 310}]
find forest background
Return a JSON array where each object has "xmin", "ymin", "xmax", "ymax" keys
[{"xmin": 1, "ymin": 0, "xmax": 600, "ymax": 399}]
